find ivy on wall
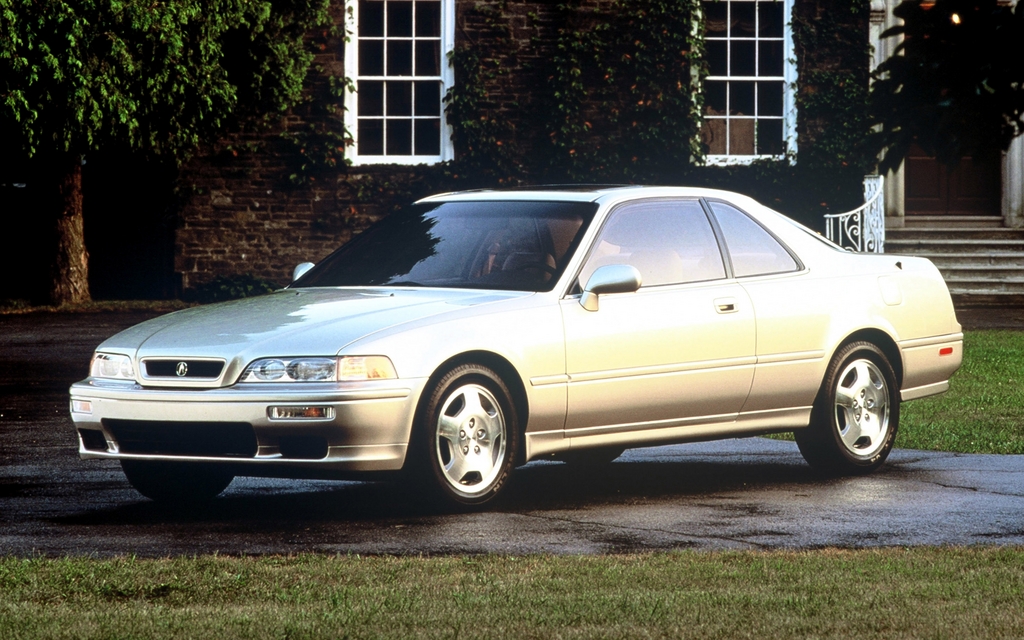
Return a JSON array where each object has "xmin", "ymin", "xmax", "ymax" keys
[{"xmin": 538, "ymin": 0, "xmax": 705, "ymax": 182}]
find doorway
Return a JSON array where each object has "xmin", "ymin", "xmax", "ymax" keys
[{"xmin": 905, "ymin": 145, "xmax": 1001, "ymax": 216}]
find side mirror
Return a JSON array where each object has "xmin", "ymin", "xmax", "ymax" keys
[
  {"xmin": 579, "ymin": 264, "xmax": 642, "ymax": 312},
  {"xmin": 292, "ymin": 262, "xmax": 315, "ymax": 282}
]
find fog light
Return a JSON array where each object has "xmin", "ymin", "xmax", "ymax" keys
[
  {"xmin": 268, "ymin": 405, "xmax": 335, "ymax": 420},
  {"xmin": 71, "ymin": 400, "xmax": 93, "ymax": 414}
]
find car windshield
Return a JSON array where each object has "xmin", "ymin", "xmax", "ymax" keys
[{"xmin": 292, "ymin": 200, "xmax": 598, "ymax": 291}]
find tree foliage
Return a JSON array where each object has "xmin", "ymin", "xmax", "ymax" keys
[
  {"xmin": 869, "ymin": 0, "xmax": 1024, "ymax": 172},
  {"xmin": 0, "ymin": 0, "xmax": 330, "ymax": 303},
  {"xmin": 0, "ymin": 0, "xmax": 330, "ymax": 158}
]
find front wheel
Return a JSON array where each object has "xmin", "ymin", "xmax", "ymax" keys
[
  {"xmin": 120, "ymin": 460, "xmax": 234, "ymax": 503},
  {"xmin": 795, "ymin": 342, "xmax": 900, "ymax": 474},
  {"xmin": 415, "ymin": 364, "xmax": 519, "ymax": 508}
]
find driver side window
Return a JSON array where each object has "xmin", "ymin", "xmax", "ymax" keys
[{"xmin": 579, "ymin": 200, "xmax": 726, "ymax": 288}]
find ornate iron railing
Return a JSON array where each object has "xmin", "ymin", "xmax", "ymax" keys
[{"xmin": 824, "ymin": 175, "xmax": 885, "ymax": 253}]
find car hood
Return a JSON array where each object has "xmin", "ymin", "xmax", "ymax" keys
[{"xmin": 100, "ymin": 288, "xmax": 530, "ymax": 362}]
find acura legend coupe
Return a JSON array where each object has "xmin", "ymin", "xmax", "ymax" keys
[{"xmin": 70, "ymin": 186, "xmax": 963, "ymax": 507}]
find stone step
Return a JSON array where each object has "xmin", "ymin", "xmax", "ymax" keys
[
  {"xmin": 952, "ymin": 292, "xmax": 1024, "ymax": 307},
  {"xmin": 886, "ymin": 238, "xmax": 1024, "ymax": 253},
  {"xmin": 943, "ymin": 276, "xmax": 1024, "ymax": 294},
  {"xmin": 887, "ymin": 227, "xmax": 1024, "ymax": 241},
  {"xmin": 898, "ymin": 252, "xmax": 1024, "ymax": 267},
  {"xmin": 938, "ymin": 265, "xmax": 1024, "ymax": 281},
  {"xmin": 899, "ymin": 216, "xmax": 1005, "ymax": 229}
]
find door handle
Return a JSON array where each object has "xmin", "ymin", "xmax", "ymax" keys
[{"xmin": 715, "ymin": 297, "xmax": 737, "ymax": 314}]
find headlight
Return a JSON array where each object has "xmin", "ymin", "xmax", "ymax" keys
[
  {"xmin": 239, "ymin": 356, "xmax": 397, "ymax": 383},
  {"xmin": 90, "ymin": 352, "xmax": 135, "ymax": 380}
]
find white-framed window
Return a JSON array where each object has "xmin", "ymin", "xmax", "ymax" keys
[
  {"xmin": 701, "ymin": 0, "xmax": 797, "ymax": 164},
  {"xmin": 344, "ymin": 0, "xmax": 455, "ymax": 165}
]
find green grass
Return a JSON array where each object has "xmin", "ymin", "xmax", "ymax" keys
[
  {"xmin": 898, "ymin": 330, "xmax": 1024, "ymax": 454},
  {"xmin": 1, "ymin": 549, "xmax": 1022, "ymax": 639}
]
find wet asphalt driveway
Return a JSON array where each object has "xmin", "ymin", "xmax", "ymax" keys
[{"xmin": 1, "ymin": 310, "xmax": 1023, "ymax": 557}]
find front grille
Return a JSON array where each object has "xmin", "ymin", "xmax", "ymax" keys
[
  {"xmin": 143, "ymin": 359, "xmax": 224, "ymax": 379},
  {"xmin": 103, "ymin": 419, "xmax": 257, "ymax": 458}
]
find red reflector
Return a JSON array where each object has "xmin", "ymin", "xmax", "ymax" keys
[{"xmin": 939, "ymin": 347, "xmax": 954, "ymax": 356}]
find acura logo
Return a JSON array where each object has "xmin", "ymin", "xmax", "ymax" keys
[{"xmin": 175, "ymin": 362, "xmax": 188, "ymax": 377}]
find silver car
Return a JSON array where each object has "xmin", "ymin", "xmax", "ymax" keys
[{"xmin": 70, "ymin": 186, "xmax": 963, "ymax": 507}]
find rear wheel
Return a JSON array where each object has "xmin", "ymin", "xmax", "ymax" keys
[
  {"xmin": 120, "ymin": 460, "xmax": 234, "ymax": 503},
  {"xmin": 416, "ymin": 364, "xmax": 519, "ymax": 508},
  {"xmin": 795, "ymin": 342, "xmax": 899, "ymax": 474}
]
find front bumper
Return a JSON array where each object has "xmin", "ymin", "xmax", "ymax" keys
[{"xmin": 69, "ymin": 377, "xmax": 429, "ymax": 476}]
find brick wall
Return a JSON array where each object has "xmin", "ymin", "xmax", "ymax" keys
[{"xmin": 174, "ymin": 0, "xmax": 867, "ymax": 294}]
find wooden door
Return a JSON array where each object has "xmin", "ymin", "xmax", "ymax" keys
[{"xmin": 905, "ymin": 145, "xmax": 1000, "ymax": 215}]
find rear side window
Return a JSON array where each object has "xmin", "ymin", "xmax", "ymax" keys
[{"xmin": 708, "ymin": 201, "xmax": 799, "ymax": 277}]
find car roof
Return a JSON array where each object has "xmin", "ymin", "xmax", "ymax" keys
[{"xmin": 416, "ymin": 184, "xmax": 757, "ymax": 205}]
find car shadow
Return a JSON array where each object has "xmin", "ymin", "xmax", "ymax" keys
[{"xmin": 52, "ymin": 455, "xmax": 831, "ymax": 528}]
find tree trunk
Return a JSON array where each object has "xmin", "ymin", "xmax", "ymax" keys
[{"xmin": 49, "ymin": 155, "xmax": 91, "ymax": 305}]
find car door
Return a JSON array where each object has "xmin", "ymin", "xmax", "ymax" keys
[
  {"xmin": 704, "ymin": 199, "xmax": 823, "ymax": 414},
  {"xmin": 559, "ymin": 198, "xmax": 756, "ymax": 437}
]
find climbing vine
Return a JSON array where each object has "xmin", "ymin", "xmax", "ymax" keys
[{"xmin": 538, "ymin": 0, "xmax": 705, "ymax": 182}]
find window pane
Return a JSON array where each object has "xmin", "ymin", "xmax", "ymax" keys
[
  {"xmin": 730, "ymin": 40, "xmax": 755, "ymax": 76},
  {"xmin": 707, "ymin": 40, "xmax": 727, "ymax": 76},
  {"xmin": 705, "ymin": 2, "xmax": 728, "ymax": 36},
  {"xmin": 701, "ymin": 0, "xmax": 790, "ymax": 160},
  {"xmin": 702, "ymin": 119, "xmax": 727, "ymax": 155},
  {"xmin": 415, "ymin": 40, "xmax": 440, "ymax": 76},
  {"xmin": 710, "ymin": 201, "xmax": 798, "ymax": 277},
  {"xmin": 416, "ymin": 1, "xmax": 441, "ymax": 37},
  {"xmin": 414, "ymin": 81, "xmax": 441, "ymax": 116},
  {"xmin": 757, "ymin": 81, "xmax": 782, "ymax": 116},
  {"xmin": 359, "ymin": 0, "xmax": 384, "ymax": 37},
  {"xmin": 386, "ymin": 119, "xmax": 412, "ymax": 155},
  {"xmin": 359, "ymin": 119, "xmax": 384, "ymax": 155},
  {"xmin": 758, "ymin": 40, "xmax": 783, "ymax": 76},
  {"xmin": 729, "ymin": 119, "xmax": 755, "ymax": 154},
  {"xmin": 387, "ymin": 81, "xmax": 412, "ymax": 116},
  {"xmin": 756, "ymin": 119, "xmax": 784, "ymax": 155},
  {"xmin": 731, "ymin": 1, "xmax": 756, "ymax": 36},
  {"xmin": 359, "ymin": 40, "xmax": 384, "ymax": 76},
  {"xmin": 758, "ymin": 0, "xmax": 784, "ymax": 37},
  {"xmin": 358, "ymin": 80, "xmax": 384, "ymax": 116},
  {"xmin": 415, "ymin": 119, "xmax": 441, "ymax": 155},
  {"xmin": 580, "ymin": 201, "xmax": 724, "ymax": 287},
  {"xmin": 386, "ymin": 40, "xmax": 413, "ymax": 76},
  {"xmin": 705, "ymin": 80, "xmax": 727, "ymax": 115},
  {"xmin": 731, "ymin": 81, "xmax": 754, "ymax": 115},
  {"xmin": 387, "ymin": 0, "xmax": 413, "ymax": 37}
]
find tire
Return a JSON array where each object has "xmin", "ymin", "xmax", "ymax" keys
[
  {"xmin": 414, "ymin": 364, "xmax": 519, "ymax": 508},
  {"xmin": 120, "ymin": 460, "xmax": 234, "ymax": 503},
  {"xmin": 795, "ymin": 341, "xmax": 900, "ymax": 475}
]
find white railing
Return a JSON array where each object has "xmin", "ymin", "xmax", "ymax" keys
[{"xmin": 824, "ymin": 175, "xmax": 885, "ymax": 253}]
